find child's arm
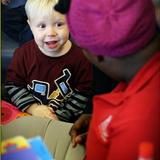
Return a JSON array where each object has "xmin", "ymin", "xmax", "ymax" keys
[
  {"xmin": 49, "ymin": 89, "xmax": 91, "ymax": 122},
  {"xmin": 5, "ymin": 83, "xmax": 39, "ymax": 112},
  {"xmin": 5, "ymin": 83, "xmax": 58, "ymax": 120}
]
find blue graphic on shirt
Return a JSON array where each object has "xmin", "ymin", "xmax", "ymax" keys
[
  {"xmin": 27, "ymin": 80, "xmax": 50, "ymax": 104},
  {"xmin": 59, "ymin": 82, "xmax": 68, "ymax": 94},
  {"xmin": 34, "ymin": 83, "xmax": 47, "ymax": 96},
  {"xmin": 27, "ymin": 69, "xmax": 72, "ymax": 104},
  {"xmin": 55, "ymin": 69, "xmax": 72, "ymax": 97}
]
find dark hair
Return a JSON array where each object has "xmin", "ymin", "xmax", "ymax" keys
[{"xmin": 54, "ymin": 0, "xmax": 71, "ymax": 14}]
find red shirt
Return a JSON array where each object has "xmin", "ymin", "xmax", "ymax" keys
[{"xmin": 86, "ymin": 52, "xmax": 160, "ymax": 160}]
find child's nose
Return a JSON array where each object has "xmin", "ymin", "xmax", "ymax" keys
[{"xmin": 47, "ymin": 27, "xmax": 57, "ymax": 36}]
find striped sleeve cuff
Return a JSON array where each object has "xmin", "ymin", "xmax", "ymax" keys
[{"xmin": 5, "ymin": 84, "xmax": 38, "ymax": 111}]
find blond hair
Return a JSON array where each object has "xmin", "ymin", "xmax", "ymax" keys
[{"xmin": 25, "ymin": 0, "xmax": 59, "ymax": 20}]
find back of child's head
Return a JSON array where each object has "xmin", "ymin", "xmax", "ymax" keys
[
  {"xmin": 25, "ymin": 0, "xmax": 58, "ymax": 20},
  {"xmin": 66, "ymin": 0, "xmax": 156, "ymax": 57}
]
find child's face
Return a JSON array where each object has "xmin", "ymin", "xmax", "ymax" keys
[{"xmin": 28, "ymin": 10, "xmax": 70, "ymax": 57}]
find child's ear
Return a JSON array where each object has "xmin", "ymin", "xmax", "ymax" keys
[
  {"xmin": 27, "ymin": 19, "xmax": 30, "ymax": 26},
  {"xmin": 27, "ymin": 20, "xmax": 32, "ymax": 31}
]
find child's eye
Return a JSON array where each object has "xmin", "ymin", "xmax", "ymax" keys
[
  {"xmin": 39, "ymin": 24, "xmax": 46, "ymax": 28},
  {"xmin": 56, "ymin": 22, "xmax": 64, "ymax": 27}
]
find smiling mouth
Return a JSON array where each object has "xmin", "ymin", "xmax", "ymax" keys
[{"xmin": 45, "ymin": 41, "xmax": 58, "ymax": 49}]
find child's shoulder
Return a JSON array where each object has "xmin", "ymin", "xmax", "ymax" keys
[
  {"xmin": 14, "ymin": 40, "xmax": 37, "ymax": 58},
  {"xmin": 19, "ymin": 39, "xmax": 35, "ymax": 49},
  {"xmin": 69, "ymin": 43, "xmax": 85, "ymax": 57},
  {"xmin": 68, "ymin": 44, "xmax": 92, "ymax": 66},
  {"xmin": 15, "ymin": 40, "xmax": 36, "ymax": 53}
]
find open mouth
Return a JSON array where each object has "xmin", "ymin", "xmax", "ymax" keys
[{"xmin": 45, "ymin": 41, "xmax": 58, "ymax": 49}]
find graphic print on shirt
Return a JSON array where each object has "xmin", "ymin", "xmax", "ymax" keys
[
  {"xmin": 97, "ymin": 115, "xmax": 113, "ymax": 143},
  {"xmin": 50, "ymin": 69, "xmax": 72, "ymax": 99},
  {"xmin": 27, "ymin": 69, "xmax": 73, "ymax": 104}
]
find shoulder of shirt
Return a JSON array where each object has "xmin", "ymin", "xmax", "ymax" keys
[
  {"xmin": 69, "ymin": 43, "xmax": 84, "ymax": 56},
  {"xmin": 14, "ymin": 40, "xmax": 37, "ymax": 59},
  {"xmin": 22, "ymin": 39, "xmax": 35, "ymax": 48},
  {"xmin": 15, "ymin": 40, "xmax": 36, "ymax": 51},
  {"xmin": 68, "ymin": 43, "xmax": 92, "ymax": 65}
]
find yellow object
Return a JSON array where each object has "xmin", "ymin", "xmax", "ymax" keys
[{"xmin": 1, "ymin": 136, "xmax": 30, "ymax": 154}]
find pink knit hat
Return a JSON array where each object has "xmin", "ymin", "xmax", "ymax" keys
[{"xmin": 67, "ymin": 0, "xmax": 156, "ymax": 57}]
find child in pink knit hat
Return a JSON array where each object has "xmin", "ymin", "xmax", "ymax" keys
[{"xmin": 55, "ymin": 0, "xmax": 160, "ymax": 159}]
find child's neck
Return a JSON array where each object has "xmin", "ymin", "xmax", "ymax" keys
[{"xmin": 57, "ymin": 40, "xmax": 72, "ymax": 57}]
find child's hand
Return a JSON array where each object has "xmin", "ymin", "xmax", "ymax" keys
[{"xmin": 26, "ymin": 103, "xmax": 58, "ymax": 120}]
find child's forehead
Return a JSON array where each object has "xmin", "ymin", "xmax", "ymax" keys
[{"xmin": 30, "ymin": 9, "xmax": 66, "ymax": 22}]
